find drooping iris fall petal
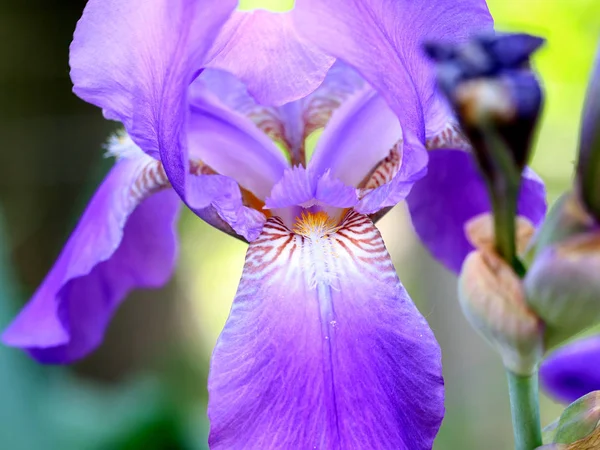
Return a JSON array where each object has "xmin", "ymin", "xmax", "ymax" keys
[
  {"xmin": 407, "ymin": 149, "xmax": 546, "ymax": 273},
  {"xmin": 208, "ymin": 211, "xmax": 444, "ymax": 449},
  {"xmin": 2, "ymin": 152, "xmax": 180, "ymax": 363},
  {"xmin": 540, "ymin": 336, "xmax": 600, "ymax": 404}
]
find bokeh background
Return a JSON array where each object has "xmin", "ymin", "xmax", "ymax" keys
[{"xmin": 0, "ymin": 0, "xmax": 598, "ymax": 449}]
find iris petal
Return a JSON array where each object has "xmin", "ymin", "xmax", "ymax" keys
[
  {"xmin": 293, "ymin": 0, "xmax": 493, "ymax": 143},
  {"xmin": 301, "ymin": 60, "xmax": 366, "ymax": 139},
  {"xmin": 198, "ymin": 61, "xmax": 364, "ymax": 167},
  {"xmin": 355, "ymin": 136, "xmax": 429, "ymax": 215},
  {"xmin": 540, "ymin": 336, "xmax": 600, "ymax": 404},
  {"xmin": 188, "ymin": 83, "xmax": 288, "ymax": 200},
  {"xmin": 188, "ymin": 174, "xmax": 267, "ymax": 242},
  {"xmin": 70, "ymin": 0, "xmax": 251, "ymax": 240},
  {"xmin": 2, "ymin": 155, "xmax": 180, "ymax": 363},
  {"xmin": 406, "ymin": 149, "xmax": 547, "ymax": 273},
  {"xmin": 194, "ymin": 69, "xmax": 288, "ymax": 147},
  {"xmin": 265, "ymin": 166, "xmax": 358, "ymax": 211},
  {"xmin": 207, "ymin": 9, "xmax": 335, "ymax": 106},
  {"xmin": 308, "ymin": 88, "xmax": 428, "ymax": 215},
  {"xmin": 309, "ymin": 88, "xmax": 402, "ymax": 187},
  {"xmin": 70, "ymin": 0, "xmax": 235, "ymax": 159},
  {"xmin": 293, "ymin": 0, "xmax": 491, "ymax": 215},
  {"xmin": 208, "ymin": 211, "xmax": 444, "ymax": 449}
]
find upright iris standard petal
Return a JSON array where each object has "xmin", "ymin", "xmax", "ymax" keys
[
  {"xmin": 406, "ymin": 149, "xmax": 546, "ymax": 273},
  {"xmin": 301, "ymin": 60, "xmax": 366, "ymax": 138},
  {"xmin": 2, "ymin": 154, "xmax": 180, "ymax": 363},
  {"xmin": 207, "ymin": 9, "xmax": 335, "ymax": 106},
  {"xmin": 541, "ymin": 336, "xmax": 600, "ymax": 404},
  {"xmin": 293, "ymin": 0, "xmax": 493, "ymax": 144},
  {"xmin": 208, "ymin": 212, "xmax": 444, "ymax": 449},
  {"xmin": 196, "ymin": 62, "xmax": 364, "ymax": 166}
]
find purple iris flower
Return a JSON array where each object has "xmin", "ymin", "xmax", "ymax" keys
[
  {"xmin": 2, "ymin": 1, "xmax": 546, "ymax": 448},
  {"xmin": 541, "ymin": 336, "xmax": 600, "ymax": 404}
]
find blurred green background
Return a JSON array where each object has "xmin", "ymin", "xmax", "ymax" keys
[{"xmin": 0, "ymin": 0, "xmax": 598, "ymax": 449}]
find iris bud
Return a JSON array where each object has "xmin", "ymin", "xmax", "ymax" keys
[
  {"xmin": 458, "ymin": 249, "xmax": 544, "ymax": 375},
  {"xmin": 524, "ymin": 230, "xmax": 600, "ymax": 348},
  {"xmin": 425, "ymin": 33, "xmax": 544, "ymax": 172},
  {"xmin": 541, "ymin": 391, "xmax": 600, "ymax": 449},
  {"xmin": 427, "ymin": 34, "xmax": 544, "ymax": 269},
  {"xmin": 577, "ymin": 47, "xmax": 600, "ymax": 222},
  {"xmin": 527, "ymin": 192, "xmax": 595, "ymax": 258}
]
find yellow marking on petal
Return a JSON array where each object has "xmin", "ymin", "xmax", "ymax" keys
[
  {"xmin": 293, "ymin": 211, "xmax": 340, "ymax": 239},
  {"xmin": 304, "ymin": 127, "xmax": 323, "ymax": 163},
  {"xmin": 274, "ymin": 140, "xmax": 292, "ymax": 164}
]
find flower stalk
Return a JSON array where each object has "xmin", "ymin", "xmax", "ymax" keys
[
  {"xmin": 480, "ymin": 89, "xmax": 543, "ymax": 450},
  {"xmin": 507, "ymin": 370, "xmax": 543, "ymax": 450},
  {"xmin": 478, "ymin": 112, "xmax": 543, "ymax": 450},
  {"xmin": 480, "ymin": 123, "xmax": 524, "ymax": 275}
]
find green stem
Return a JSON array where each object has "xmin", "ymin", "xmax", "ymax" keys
[
  {"xmin": 490, "ymin": 181, "xmax": 519, "ymax": 270},
  {"xmin": 480, "ymin": 125, "xmax": 525, "ymax": 276},
  {"xmin": 506, "ymin": 371, "xmax": 543, "ymax": 450}
]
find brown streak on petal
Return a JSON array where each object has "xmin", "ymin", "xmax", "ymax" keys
[
  {"xmin": 248, "ymin": 108, "xmax": 286, "ymax": 147},
  {"xmin": 426, "ymin": 122, "xmax": 472, "ymax": 151},
  {"xmin": 303, "ymin": 96, "xmax": 341, "ymax": 138},
  {"xmin": 127, "ymin": 159, "xmax": 170, "ymax": 208},
  {"xmin": 358, "ymin": 141, "xmax": 403, "ymax": 193},
  {"xmin": 189, "ymin": 159, "xmax": 217, "ymax": 176}
]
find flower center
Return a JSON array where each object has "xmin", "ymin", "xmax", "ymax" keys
[{"xmin": 293, "ymin": 211, "xmax": 341, "ymax": 239}]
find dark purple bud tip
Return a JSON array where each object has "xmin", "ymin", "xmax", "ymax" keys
[
  {"xmin": 425, "ymin": 32, "xmax": 545, "ymax": 172},
  {"xmin": 424, "ymin": 33, "xmax": 545, "ymax": 82},
  {"xmin": 478, "ymin": 33, "xmax": 545, "ymax": 70}
]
